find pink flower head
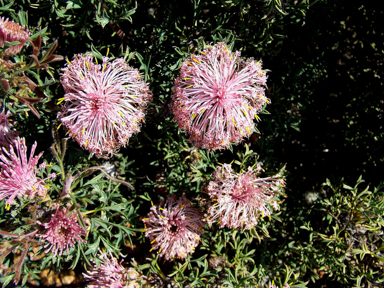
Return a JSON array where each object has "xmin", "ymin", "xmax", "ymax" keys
[
  {"xmin": 143, "ymin": 195, "xmax": 204, "ymax": 260},
  {"xmin": 0, "ymin": 110, "xmax": 18, "ymax": 147},
  {"xmin": 206, "ymin": 164, "xmax": 285, "ymax": 230},
  {"xmin": 58, "ymin": 54, "xmax": 152, "ymax": 158},
  {"xmin": 84, "ymin": 250, "xmax": 139, "ymax": 288},
  {"xmin": 171, "ymin": 42, "xmax": 269, "ymax": 150},
  {"xmin": 38, "ymin": 204, "xmax": 87, "ymax": 256},
  {"xmin": 0, "ymin": 137, "xmax": 46, "ymax": 206},
  {"xmin": 0, "ymin": 17, "xmax": 30, "ymax": 55}
]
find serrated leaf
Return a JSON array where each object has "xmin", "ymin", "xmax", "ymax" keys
[
  {"xmin": 85, "ymin": 238, "xmax": 100, "ymax": 256},
  {"xmin": 92, "ymin": 218, "xmax": 112, "ymax": 237}
]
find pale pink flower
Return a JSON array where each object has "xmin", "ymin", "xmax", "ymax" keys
[
  {"xmin": 206, "ymin": 164, "xmax": 285, "ymax": 230},
  {"xmin": 58, "ymin": 54, "xmax": 152, "ymax": 158},
  {"xmin": 84, "ymin": 250, "xmax": 139, "ymax": 288},
  {"xmin": 0, "ymin": 137, "xmax": 46, "ymax": 206},
  {"xmin": 143, "ymin": 195, "xmax": 204, "ymax": 260},
  {"xmin": 171, "ymin": 42, "xmax": 269, "ymax": 150},
  {"xmin": 0, "ymin": 17, "xmax": 30, "ymax": 55},
  {"xmin": 38, "ymin": 204, "xmax": 86, "ymax": 256},
  {"xmin": 0, "ymin": 110, "xmax": 18, "ymax": 147}
]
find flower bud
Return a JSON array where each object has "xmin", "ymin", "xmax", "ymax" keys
[{"xmin": 1, "ymin": 78, "xmax": 9, "ymax": 92}]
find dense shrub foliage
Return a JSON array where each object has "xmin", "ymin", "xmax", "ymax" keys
[{"xmin": 0, "ymin": 0, "xmax": 383, "ymax": 287}]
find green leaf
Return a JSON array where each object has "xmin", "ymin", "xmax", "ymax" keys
[
  {"xmin": 85, "ymin": 238, "xmax": 100, "ymax": 256},
  {"xmin": 69, "ymin": 243, "xmax": 81, "ymax": 269},
  {"xmin": 3, "ymin": 40, "xmax": 21, "ymax": 47},
  {"xmin": 343, "ymin": 184, "xmax": 354, "ymax": 190},
  {"xmin": 92, "ymin": 218, "xmax": 112, "ymax": 238},
  {"xmin": 0, "ymin": 2, "xmax": 14, "ymax": 12},
  {"xmin": 373, "ymin": 254, "xmax": 384, "ymax": 262},
  {"xmin": 91, "ymin": 43, "xmax": 103, "ymax": 60},
  {"xmin": 0, "ymin": 274, "xmax": 15, "ymax": 287}
]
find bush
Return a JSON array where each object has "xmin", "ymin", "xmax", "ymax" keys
[{"xmin": 1, "ymin": 0, "xmax": 383, "ymax": 287}]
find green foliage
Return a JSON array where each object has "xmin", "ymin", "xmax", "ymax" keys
[
  {"xmin": 1, "ymin": 0, "xmax": 383, "ymax": 287},
  {"xmin": 312, "ymin": 177, "xmax": 384, "ymax": 286}
]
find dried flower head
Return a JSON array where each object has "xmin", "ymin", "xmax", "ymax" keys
[
  {"xmin": 206, "ymin": 164, "xmax": 285, "ymax": 230},
  {"xmin": 0, "ymin": 17, "xmax": 30, "ymax": 55},
  {"xmin": 58, "ymin": 54, "xmax": 152, "ymax": 158},
  {"xmin": 171, "ymin": 42, "xmax": 269, "ymax": 150},
  {"xmin": 143, "ymin": 195, "xmax": 204, "ymax": 260},
  {"xmin": 0, "ymin": 137, "xmax": 46, "ymax": 206},
  {"xmin": 0, "ymin": 110, "xmax": 18, "ymax": 147},
  {"xmin": 304, "ymin": 191, "xmax": 319, "ymax": 205},
  {"xmin": 84, "ymin": 250, "xmax": 140, "ymax": 288},
  {"xmin": 38, "ymin": 204, "xmax": 87, "ymax": 256},
  {"xmin": 208, "ymin": 255, "xmax": 229, "ymax": 270}
]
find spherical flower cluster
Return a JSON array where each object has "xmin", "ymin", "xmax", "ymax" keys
[
  {"xmin": 38, "ymin": 204, "xmax": 87, "ymax": 256},
  {"xmin": 0, "ymin": 17, "xmax": 30, "ymax": 55},
  {"xmin": 83, "ymin": 250, "xmax": 139, "ymax": 288},
  {"xmin": 58, "ymin": 54, "xmax": 152, "ymax": 158},
  {"xmin": 143, "ymin": 195, "xmax": 204, "ymax": 260},
  {"xmin": 171, "ymin": 42, "xmax": 269, "ymax": 150},
  {"xmin": 0, "ymin": 137, "xmax": 46, "ymax": 206},
  {"xmin": 0, "ymin": 110, "xmax": 18, "ymax": 147},
  {"xmin": 206, "ymin": 164, "xmax": 285, "ymax": 230}
]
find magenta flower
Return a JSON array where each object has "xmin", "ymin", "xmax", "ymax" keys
[
  {"xmin": 83, "ymin": 250, "xmax": 139, "ymax": 288},
  {"xmin": 38, "ymin": 204, "xmax": 87, "ymax": 256},
  {"xmin": 171, "ymin": 42, "xmax": 269, "ymax": 150},
  {"xmin": 143, "ymin": 195, "xmax": 204, "ymax": 260},
  {"xmin": 206, "ymin": 164, "xmax": 285, "ymax": 230},
  {"xmin": 58, "ymin": 54, "xmax": 152, "ymax": 158},
  {"xmin": 0, "ymin": 137, "xmax": 46, "ymax": 206},
  {"xmin": 0, "ymin": 110, "xmax": 18, "ymax": 147},
  {"xmin": 0, "ymin": 17, "xmax": 30, "ymax": 55}
]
